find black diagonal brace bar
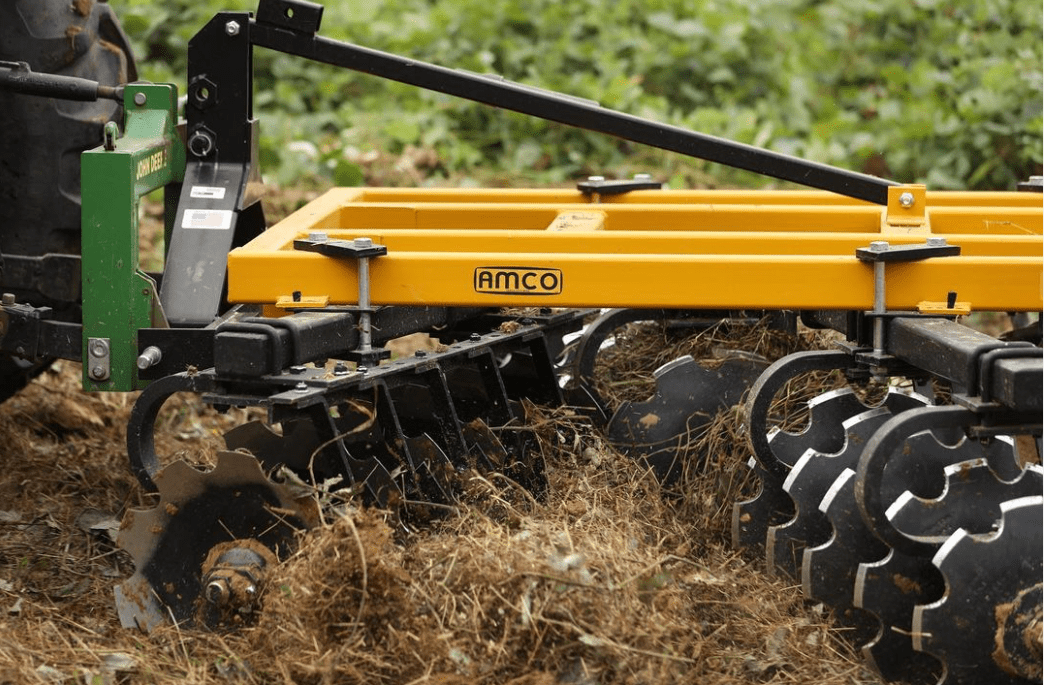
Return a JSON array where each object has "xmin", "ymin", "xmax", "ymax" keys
[{"xmin": 248, "ymin": 10, "xmax": 897, "ymax": 204}]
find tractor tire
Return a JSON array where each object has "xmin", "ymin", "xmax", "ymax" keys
[{"xmin": 0, "ymin": 0, "xmax": 136, "ymax": 403}]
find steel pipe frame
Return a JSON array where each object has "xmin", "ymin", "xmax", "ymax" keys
[{"xmin": 227, "ymin": 187, "xmax": 1042, "ymax": 312}]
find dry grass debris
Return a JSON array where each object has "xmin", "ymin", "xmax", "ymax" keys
[
  {"xmin": 0, "ymin": 323, "xmax": 888, "ymax": 684},
  {"xmin": 249, "ymin": 406, "xmax": 876, "ymax": 684}
]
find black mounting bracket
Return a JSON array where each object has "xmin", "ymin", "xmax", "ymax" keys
[{"xmin": 577, "ymin": 175, "xmax": 663, "ymax": 196}]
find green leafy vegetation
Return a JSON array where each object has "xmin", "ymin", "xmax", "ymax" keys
[{"xmin": 115, "ymin": 0, "xmax": 1042, "ymax": 189}]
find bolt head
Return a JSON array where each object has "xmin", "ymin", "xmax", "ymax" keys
[
  {"xmin": 353, "ymin": 237, "xmax": 373, "ymax": 248},
  {"xmin": 294, "ymin": 381, "xmax": 308, "ymax": 392},
  {"xmin": 188, "ymin": 131, "xmax": 214, "ymax": 158},
  {"xmin": 133, "ymin": 92, "xmax": 147, "ymax": 107},
  {"xmin": 898, "ymin": 192, "xmax": 915, "ymax": 208},
  {"xmin": 414, "ymin": 350, "xmax": 427, "ymax": 358},
  {"xmin": 587, "ymin": 175, "xmax": 605, "ymax": 182},
  {"xmin": 926, "ymin": 236, "xmax": 947, "ymax": 247},
  {"xmin": 91, "ymin": 366, "xmax": 104, "ymax": 379},
  {"xmin": 308, "ymin": 231, "xmax": 328, "ymax": 242},
  {"xmin": 869, "ymin": 241, "xmax": 890, "ymax": 253},
  {"xmin": 206, "ymin": 579, "xmax": 231, "ymax": 606},
  {"xmin": 0, "ymin": 293, "xmax": 14, "ymax": 306},
  {"xmin": 225, "ymin": 20, "xmax": 240, "ymax": 36},
  {"xmin": 633, "ymin": 173, "xmax": 653, "ymax": 181}
]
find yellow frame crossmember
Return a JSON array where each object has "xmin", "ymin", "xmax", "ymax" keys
[{"xmin": 227, "ymin": 186, "xmax": 1043, "ymax": 312}]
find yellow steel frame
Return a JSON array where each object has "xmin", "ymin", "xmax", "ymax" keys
[{"xmin": 227, "ymin": 185, "xmax": 1043, "ymax": 312}]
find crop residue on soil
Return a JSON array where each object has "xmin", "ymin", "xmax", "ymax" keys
[{"xmin": 0, "ymin": 324, "xmax": 886, "ymax": 684}]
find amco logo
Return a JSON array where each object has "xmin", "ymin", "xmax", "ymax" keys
[{"xmin": 474, "ymin": 267, "xmax": 562, "ymax": 295}]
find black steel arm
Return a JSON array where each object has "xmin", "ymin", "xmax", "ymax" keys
[
  {"xmin": 245, "ymin": 0, "xmax": 897, "ymax": 204},
  {"xmin": 0, "ymin": 60, "xmax": 123, "ymax": 102}
]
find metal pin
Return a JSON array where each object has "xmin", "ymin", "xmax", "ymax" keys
[
  {"xmin": 136, "ymin": 346, "xmax": 162, "ymax": 370},
  {"xmin": 355, "ymin": 238, "xmax": 374, "ymax": 355},
  {"xmin": 870, "ymin": 242, "xmax": 889, "ymax": 364},
  {"xmin": 103, "ymin": 121, "xmax": 118, "ymax": 151}
]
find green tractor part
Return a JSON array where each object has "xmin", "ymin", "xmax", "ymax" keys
[{"xmin": 81, "ymin": 83, "xmax": 184, "ymax": 391}]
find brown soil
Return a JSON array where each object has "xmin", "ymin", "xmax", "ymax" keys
[{"xmin": 0, "ymin": 320, "xmax": 893, "ymax": 684}]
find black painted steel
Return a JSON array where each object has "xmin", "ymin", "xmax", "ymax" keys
[
  {"xmin": 912, "ymin": 496, "xmax": 1043, "ymax": 685},
  {"xmin": 607, "ymin": 355, "xmax": 767, "ymax": 481},
  {"xmin": 568, "ymin": 308, "xmax": 745, "ymax": 422},
  {"xmin": 854, "ymin": 243, "xmax": 960, "ymax": 263},
  {"xmin": 0, "ymin": 60, "xmax": 122, "ymax": 101},
  {"xmin": 576, "ymin": 176, "xmax": 663, "ymax": 195},
  {"xmin": 128, "ymin": 312, "xmax": 584, "ymax": 504},
  {"xmin": 743, "ymin": 350, "xmax": 855, "ymax": 480},
  {"xmin": 162, "ymin": 12, "xmax": 265, "ymax": 326},
  {"xmin": 126, "ymin": 372, "xmax": 218, "ymax": 491},
  {"xmin": 137, "ymin": 328, "xmax": 216, "ymax": 380},
  {"xmin": 887, "ymin": 317, "xmax": 1041, "ymax": 410},
  {"xmin": 247, "ymin": 0, "xmax": 896, "ymax": 204},
  {"xmin": 0, "ymin": 301, "xmax": 82, "ymax": 360},
  {"xmin": 854, "ymin": 405, "xmax": 976, "ymax": 557}
]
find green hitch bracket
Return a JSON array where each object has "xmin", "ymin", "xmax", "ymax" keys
[{"xmin": 81, "ymin": 83, "xmax": 185, "ymax": 392}]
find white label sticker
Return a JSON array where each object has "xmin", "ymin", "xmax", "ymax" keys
[
  {"xmin": 190, "ymin": 186, "xmax": 227, "ymax": 199},
  {"xmin": 181, "ymin": 209, "xmax": 233, "ymax": 230}
]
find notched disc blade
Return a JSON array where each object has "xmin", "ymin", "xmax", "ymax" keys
[
  {"xmin": 913, "ymin": 496, "xmax": 1043, "ymax": 685},
  {"xmin": 608, "ymin": 355, "xmax": 766, "ymax": 480},
  {"xmin": 733, "ymin": 389, "xmax": 926, "ymax": 554},
  {"xmin": 768, "ymin": 408, "xmax": 891, "ymax": 579},
  {"xmin": 801, "ymin": 468, "xmax": 885, "ymax": 645},
  {"xmin": 224, "ymin": 419, "xmax": 323, "ymax": 472},
  {"xmin": 116, "ymin": 452, "xmax": 317, "ymax": 631}
]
